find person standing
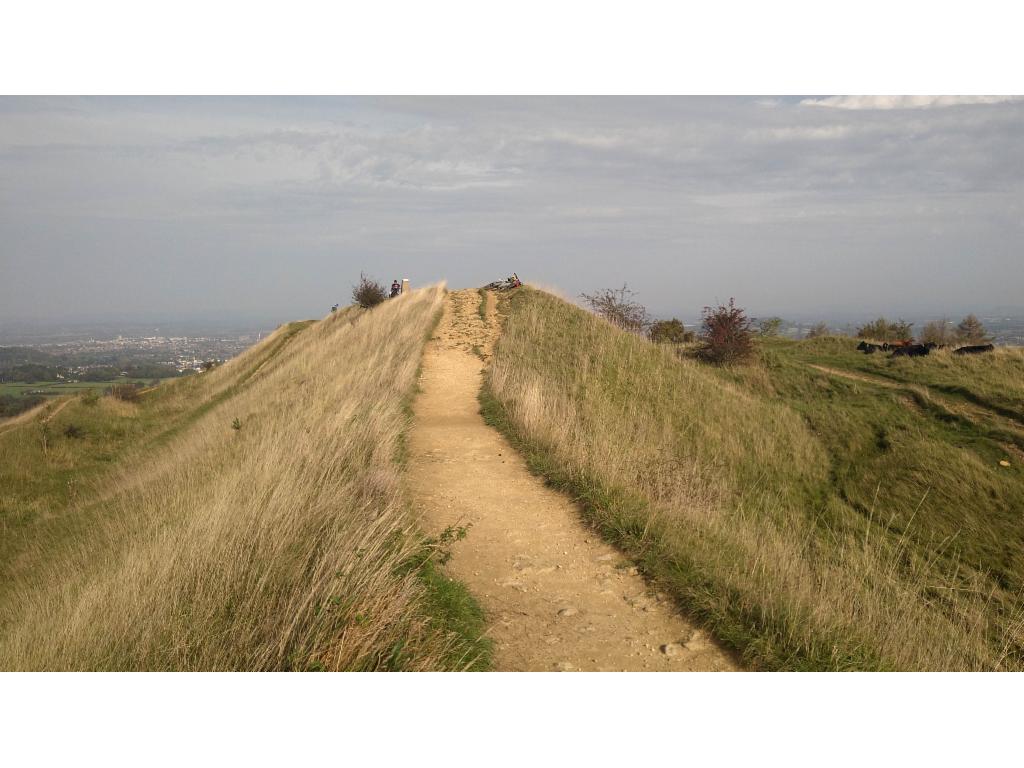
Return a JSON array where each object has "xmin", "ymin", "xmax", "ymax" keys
[{"xmin": 390, "ymin": 279, "xmax": 401, "ymax": 298}]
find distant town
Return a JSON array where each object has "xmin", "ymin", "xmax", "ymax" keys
[
  {"xmin": 0, "ymin": 325, "xmax": 275, "ymax": 417},
  {"xmin": 21, "ymin": 331, "xmax": 268, "ymax": 374}
]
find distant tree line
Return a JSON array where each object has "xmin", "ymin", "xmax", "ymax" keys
[
  {"xmin": 580, "ymin": 282, "xmax": 996, "ymax": 365},
  {"xmin": 854, "ymin": 314, "xmax": 989, "ymax": 344},
  {"xmin": 0, "ymin": 394, "xmax": 45, "ymax": 418},
  {"xmin": 0, "ymin": 362, "xmax": 180, "ymax": 383}
]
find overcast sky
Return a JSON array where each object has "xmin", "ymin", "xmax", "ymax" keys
[{"xmin": 1, "ymin": 96, "xmax": 1021, "ymax": 326}]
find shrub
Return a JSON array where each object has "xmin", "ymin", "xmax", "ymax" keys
[
  {"xmin": 648, "ymin": 318, "xmax": 694, "ymax": 344},
  {"xmin": 352, "ymin": 273, "xmax": 387, "ymax": 309},
  {"xmin": 580, "ymin": 284, "xmax": 648, "ymax": 334},
  {"xmin": 231, "ymin": 418, "xmax": 242, "ymax": 431},
  {"xmin": 110, "ymin": 383, "xmax": 140, "ymax": 402},
  {"xmin": 758, "ymin": 317, "xmax": 783, "ymax": 336},
  {"xmin": 957, "ymin": 314, "xmax": 990, "ymax": 343},
  {"xmin": 63, "ymin": 423, "xmax": 85, "ymax": 439},
  {"xmin": 857, "ymin": 317, "xmax": 913, "ymax": 342},
  {"xmin": 805, "ymin": 322, "xmax": 830, "ymax": 339},
  {"xmin": 200, "ymin": 360, "xmax": 217, "ymax": 372},
  {"xmin": 920, "ymin": 319, "xmax": 956, "ymax": 346},
  {"xmin": 700, "ymin": 298, "xmax": 754, "ymax": 364},
  {"xmin": 81, "ymin": 390, "xmax": 100, "ymax": 407}
]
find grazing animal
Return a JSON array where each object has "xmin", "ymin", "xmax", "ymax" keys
[
  {"xmin": 891, "ymin": 344, "xmax": 929, "ymax": 358},
  {"xmin": 954, "ymin": 344, "xmax": 995, "ymax": 355},
  {"xmin": 857, "ymin": 341, "xmax": 882, "ymax": 354}
]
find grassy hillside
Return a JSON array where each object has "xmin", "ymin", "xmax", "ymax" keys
[
  {"xmin": 0, "ymin": 286, "xmax": 490, "ymax": 671},
  {"xmin": 483, "ymin": 287, "xmax": 1024, "ymax": 670}
]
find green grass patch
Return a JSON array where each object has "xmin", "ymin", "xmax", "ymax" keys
[{"xmin": 417, "ymin": 559, "xmax": 492, "ymax": 671}]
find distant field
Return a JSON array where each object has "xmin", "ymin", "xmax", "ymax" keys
[
  {"xmin": 0, "ymin": 378, "xmax": 173, "ymax": 398},
  {"xmin": 484, "ymin": 287, "xmax": 1024, "ymax": 671}
]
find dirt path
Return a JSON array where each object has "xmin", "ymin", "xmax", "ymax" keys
[
  {"xmin": 41, "ymin": 398, "xmax": 73, "ymax": 424},
  {"xmin": 407, "ymin": 289, "xmax": 735, "ymax": 671}
]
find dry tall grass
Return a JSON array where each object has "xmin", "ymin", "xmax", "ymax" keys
[
  {"xmin": 1, "ymin": 285, "xmax": 484, "ymax": 671},
  {"xmin": 484, "ymin": 288, "xmax": 1023, "ymax": 670}
]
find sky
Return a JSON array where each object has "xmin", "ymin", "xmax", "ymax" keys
[{"xmin": 1, "ymin": 95, "xmax": 1022, "ymax": 327}]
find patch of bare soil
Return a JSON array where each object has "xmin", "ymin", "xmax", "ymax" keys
[{"xmin": 406, "ymin": 289, "xmax": 735, "ymax": 671}]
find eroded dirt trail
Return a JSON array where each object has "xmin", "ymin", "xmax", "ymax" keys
[{"xmin": 407, "ymin": 289, "xmax": 735, "ymax": 671}]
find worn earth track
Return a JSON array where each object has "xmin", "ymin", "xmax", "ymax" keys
[{"xmin": 407, "ymin": 289, "xmax": 735, "ymax": 671}]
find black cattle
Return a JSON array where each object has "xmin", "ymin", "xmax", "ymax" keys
[
  {"xmin": 891, "ymin": 344, "xmax": 930, "ymax": 358},
  {"xmin": 857, "ymin": 341, "xmax": 882, "ymax": 354},
  {"xmin": 954, "ymin": 344, "xmax": 995, "ymax": 355}
]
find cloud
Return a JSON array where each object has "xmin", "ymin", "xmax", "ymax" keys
[
  {"xmin": 800, "ymin": 95, "xmax": 1022, "ymax": 110},
  {"xmin": 756, "ymin": 124, "xmax": 855, "ymax": 141},
  {"xmin": 1, "ymin": 96, "xmax": 1022, "ymax": 322}
]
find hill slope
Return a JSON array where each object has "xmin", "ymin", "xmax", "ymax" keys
[
  {"xmin": 482, "ymin": 287, "xmax": 1024, "ymax": 670},
  {"xmin": 0, "ymin": 286, "xmax": 489, "ymax": 671}
]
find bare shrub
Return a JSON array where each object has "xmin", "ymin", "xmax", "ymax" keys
[
  {"xmin": 110, "ymin": 383, "xmax": 140, "ymax": 402},
  {"xmin": 920, "ymin": 319, "xmax": 956, "ymax": 346},
  {"xmin": 580, "ymin": 283, "xmax": 648, "ymax": 334},
  {"xmin": 352, "ymin": 272, "xmax": 387, "ymax": 309},
  {"xmin": 700, "ymin": 298, "xmax": 754, "ymax": 364},
  {"xmin": 805, "ymin": 322, "xmax": 830, "ymax": 339}
]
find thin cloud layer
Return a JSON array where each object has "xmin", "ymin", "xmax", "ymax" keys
[
  {"xmin": 801, "ymin": 95, "xmax": 1022, "ymax": 110},
  {"xmin": 1, "ymin": 96, "xmax": 1021, "ymax": 323}
]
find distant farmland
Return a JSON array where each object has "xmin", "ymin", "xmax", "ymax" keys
[{"xmin": 0, "ymin": 379, "xmax": 175, "ymax": 399}]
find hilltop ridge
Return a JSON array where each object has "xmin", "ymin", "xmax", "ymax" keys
[
  {"xmin": 2, "ymin": 283, "xmax": 1022, "ymax": 671},
  {"xmin": 481, "ymin": 286, "xmax": 1024, "ymax": 670},
  {"xmin": 0, "ymin": 286, "xmax": 488, "ymax": 671}
]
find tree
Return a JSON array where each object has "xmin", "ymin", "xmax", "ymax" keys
[
  {"xmin": 757, "ymin": 317, "xmax": 783, "ymax": 337},
  {"xmin": 580, "ymin": 284, "xmax": 649, "ymax": 334},
  {"xmin": 648, "ymin": 318, "xmax": 694, "ymax": 344},
  {"xmin": 856, "ymin": 317, "xmax": 913, "ymax": 342},
  {"xmin": 805, "ymin": 322, "xmax": 830, "ymax": 339},
  {"xmin": 920, "ymin": 319, "xmax": 955, "ymax": 346},
  {"xmin": 956, "ymin": 314, "xmax": 990, "ymax": 343},
  {"xmin": 352, "ymin": 272, "xmax": 387, "ymax": 309},
  {"xmin": 700, "ymin": 298, "xmax": 754, "ymax": 364}
]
